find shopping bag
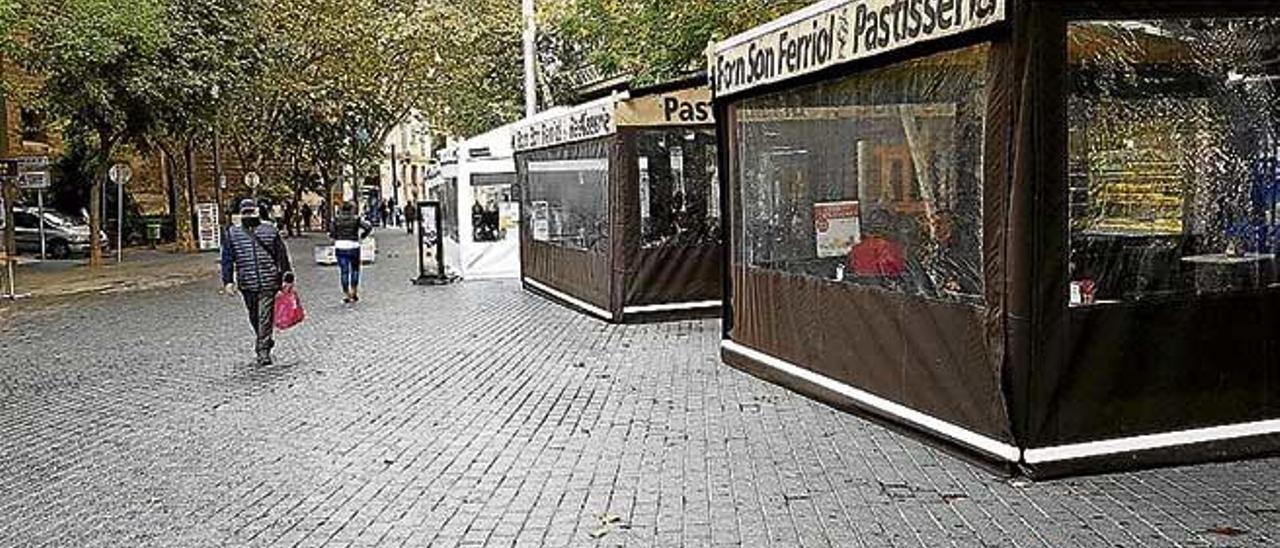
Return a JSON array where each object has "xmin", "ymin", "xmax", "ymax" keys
[{"xmin": 274, "ymin": 284, "xmax": 306, "ymax": 331}]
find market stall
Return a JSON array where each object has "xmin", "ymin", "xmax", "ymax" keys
[
  {"xmin": 712, "ymin": 0, "xmax": 1280, "ymax": 476},
  {"xmin": 428, "ymin": 124, "xmax": 523, "ymax": 280},
  {"xmin": 514, "ymin": 82, "xmax": 723, "ymax": 322}
]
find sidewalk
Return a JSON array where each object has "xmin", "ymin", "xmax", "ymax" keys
[{"xmin": 3, "ymin": 244, "xmax": 220, "ymax": 300}]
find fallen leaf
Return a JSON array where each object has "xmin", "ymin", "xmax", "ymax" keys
[
  {"xmin": 597, "ymin": 513, "xmax": 622, "ymax": 524},
  {"xmin": 1208, "ymin": 526, "xmax": 1248, "ymax": 537},
  {"xmin": 589, "ymin": 526, "xmax": 610, "ymax": 539}
]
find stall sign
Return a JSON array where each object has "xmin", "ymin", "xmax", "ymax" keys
[
  {"xmin": 514, "ymin": 95, "xmax": 620, "ymax": 152},
  {"xmin": 617, "ymin": 87, "xmax": 714, "ymax": 126},
  {"xmin": 196, "ymin": 203, "xmax": 221, "ymax": 251},
  {"xmin": 814, "ymin": 201, "xmax": 862, "ymax": 257},
  {"xmin": 710, "ymin": 0, "xmax": 1006, "ymax": 98},
  {"xmin": 530, "ymin": 201, "xmax": 551, "ymax": 242}
]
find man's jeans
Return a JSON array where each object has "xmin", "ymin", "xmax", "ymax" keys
[{"xmin": 241, "ymin": 290, "xmax": 276, "ymax": 358}]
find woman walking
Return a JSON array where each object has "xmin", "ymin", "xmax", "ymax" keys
[{"xmin": 330, "ymin": 202, "xmax": 373, "ymax": 303}]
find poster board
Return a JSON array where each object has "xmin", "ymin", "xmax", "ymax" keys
[
  {"xmin": 530, "ymin": 201, "xmax": 551, "ymax": 242},
  {"xmin": 196, "ymin": 203, "xmax": 221, "ymax": 251},
  {"xmin": 814, "ymin": 201, "xmax": 862, "ymax": 257}
]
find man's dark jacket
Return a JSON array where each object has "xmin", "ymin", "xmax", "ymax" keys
[{"xmin": 221, "ymin": 222, "xmax": 292, "ymax": 292}]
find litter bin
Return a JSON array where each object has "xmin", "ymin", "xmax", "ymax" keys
[{"xmin": 146, "ymin": 221, "xmax": 162, "ymax": 249}]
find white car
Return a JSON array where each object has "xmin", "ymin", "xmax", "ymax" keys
[{"xmin": 314, "ymin": 237, "xmax": 377, "ymax": 265}]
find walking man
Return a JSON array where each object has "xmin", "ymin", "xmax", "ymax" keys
[
  {"xmin": 403, "ymin": 201, "xmax": 416, "ymax": 235},
  {"xmin": 222, "ymin": 199, "xmax": 294, "ymax": 365},
  {"xmin": 301, "ymin": 203, "xmax": 313, "ymax": 232}
]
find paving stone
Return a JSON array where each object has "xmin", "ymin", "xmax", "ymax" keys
[{"xmin": 1, "ymin": 233, "xmax": 1280, "ymax": 547}]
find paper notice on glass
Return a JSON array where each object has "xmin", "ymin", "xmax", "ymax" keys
[
  {"xmin": 638, "ymin": 157, "xmax": 651, "ymax": 225},
  {"xmin": 499, "ymin": 202, "xmax": 520, "ymax": 231},
  {"xmin": 671, "ymin": 146, "xmax": 686, "ymax": 203},
  {"xmin": 814, "ymin": 201, "xmax": 862, "ymax": 258},
  {"xmin": 531, "ymin": 201, "xmax": 551, "ymax": 242}
]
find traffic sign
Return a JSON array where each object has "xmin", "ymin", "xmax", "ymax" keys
[
  {"xmin": 17, "ymin": 172, "xmax": 49, "ymax": 190},
  {"xmin": 11, "ymin": 157, "xmax": 51, "ymax": 189},
  {"xmin": 244, "ymin": 172, "xmax": 261, "ymax": 189},
  {"xmin": 109, "ymin": 163, "xmax": 132, "ymax": 186}
]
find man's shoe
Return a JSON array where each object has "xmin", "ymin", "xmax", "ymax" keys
[{"xmin": 256, "ymin": 353, "xmax": 273, "ymax": 366}]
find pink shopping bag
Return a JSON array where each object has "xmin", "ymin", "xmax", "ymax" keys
[{"xmin": 274, "ymin": 285, "xmax": 305, "ymax": 331}]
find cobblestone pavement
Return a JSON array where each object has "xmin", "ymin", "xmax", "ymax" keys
[{"xmin": 2, "ymin": 232, "xmax": 1280, "ymax": 548}]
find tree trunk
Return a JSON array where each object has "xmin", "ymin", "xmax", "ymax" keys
[
  {"xmin": 88, "ymin": 172, "xmax": 103, "ymax": 267},
  {"xmin": 164, "ymin": 150, "xmax": 178, "ymax": 229},
  {"xmin": 183, "ymin": 138, "xmax": 199, "ymax": 248},
  {"xmin": 319, "ymin": 161, "xmax": 333, "ymax": 232},
  {"xmin": 88, "ymin": 128, "xmax": 115, "ymax": 268},
  {"xmin": 163, "ymin": 144, "xmax": 196, "ymax": 253}
]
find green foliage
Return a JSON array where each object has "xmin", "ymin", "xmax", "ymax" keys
[
  {"xmin": 542, "ymin": 0, "xmax": 814, "ymax": 87},
  {"xmin": 18, "ymin": 0, "xmax": 169, "ymax": 155}
]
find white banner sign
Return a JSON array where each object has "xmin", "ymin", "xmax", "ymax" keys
[
  {"xmin": 710, "ymin": 0, "xmax": 1006, "ymax": 98},
  {"xmin": 513, "ymin": 97, "xmax": 619, "ymax": 153}
]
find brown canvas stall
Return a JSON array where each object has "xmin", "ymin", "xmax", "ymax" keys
[
  {"xmin": 514, "ymin": 86, "xmax": 724, "ymax": 322},
  {"xmin": 712, "ymin": 0, "xmax": 1280, "ymax": 476}
]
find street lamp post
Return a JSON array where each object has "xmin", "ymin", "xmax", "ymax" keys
[{"xmin": 523, "ymin": 0, "xmax": 537, "ymax": 117}]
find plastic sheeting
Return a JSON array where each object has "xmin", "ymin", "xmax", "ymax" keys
[
  {"xmin": 1067, "ymin": 18, "xmax": 1280, "ymax": 304},
  {"xmin": 721, "ymin": 1, "xmax": 1280, "ymax": 472},
  {"xmin": 735, "ymin": 46, "xmax": 988, "ymax": 305},
  {"xmin": 518, "ymin": 137, "xmax": 614, "ymax": 311},
  {"xmin": 728, "ymin": 44, "xmax": 1008, "ymax": 441}
]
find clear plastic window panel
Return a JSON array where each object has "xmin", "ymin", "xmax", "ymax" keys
[
  {"xmin": 733, "ymin": 45, "xmax": 989, "ymax": 304},
  {"xmin": 1068, "ymin": 19, "xmax": 1280, "ymax": 306},
  {"xmin": 522, "ymin": 141, "xmax": 610, "ymax": 253},
  {"xmin": 441, "ymin": 177, "xmax": 459, "ymax": 243},
  {"xmin": 636, "ymin": 129, "xmax": 721, "ymax": 248},
  {"xmin": 471, "ymin": 182, "xmax": 517, "ymax": 243}
]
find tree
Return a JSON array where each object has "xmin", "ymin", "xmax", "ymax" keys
[
  {"xmin": 15, "ymin": 0, "xmax": 169, "ymax": 266},
  {"xmin": 541, "ymin": 0, "xmax": 812, "ymax": 90}
]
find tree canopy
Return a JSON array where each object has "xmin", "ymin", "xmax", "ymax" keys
[{"xmin": 540, "ymin": 0, "xmax": 813, "ymax": 88}]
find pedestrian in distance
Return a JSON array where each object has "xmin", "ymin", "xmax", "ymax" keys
[
  {"xmin": 221, "ymin": 199, "xmax": 294, "ymax": 366},
  {"xmin": 378, "ymin": 202, "xmax": 389, "ymax": 227},
  {"xmin": 330, "ymin": 201, "xmax": 373, "ymax": 304},
  {"xmin": 403, "ymin": 202, "xmax": 416, "ymax": 235},
  {"xmin": 301, "ymin": 203, "xmax": 313, "ymax": 232}
]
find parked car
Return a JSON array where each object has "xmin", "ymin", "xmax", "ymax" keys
[{"xmin": 8, "ymin": 207, "xmax": 108, "ymax": 259}]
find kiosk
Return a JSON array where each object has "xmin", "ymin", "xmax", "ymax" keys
[
  {"xmin": 428, "ymin": 124, "xmax": 523, "ymax": 280},
  {"xmin": 712, "ymin": 0, "xmax": 1280, "ymax": 476},
  {"xmin": 515, "ymin": 81, "xmax": 723, "ymax": 322}
]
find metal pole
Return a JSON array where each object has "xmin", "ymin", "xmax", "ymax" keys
[
  {"xmin": 37, "ymin": 189, "xmax": 45, "ymax": 260},
  {"xmin": 522, "ymin": 0, "xmax": 537, "ymax": 117},
  {"xmin": 117, "ymin": 179, "xmax": 123, "ymax": 263},
  {"xmin": 390, "ymin": 144, "xmax": 400, "ymax": 224}
]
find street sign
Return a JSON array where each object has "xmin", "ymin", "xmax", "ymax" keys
[
  {"xmin": 109, "ymin": 163, "xmax": 132, "ymax": 186},
  {"xmin": 244, "ymin": 172, "xmax": 261, "ymax": 189},
  {"xmin": 17, "ymin": 172, "xmax": 50, "ymax": 190},
  {"xmin": 9, "ymin": 157, "xmax": 51, "ymax": 189}
]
